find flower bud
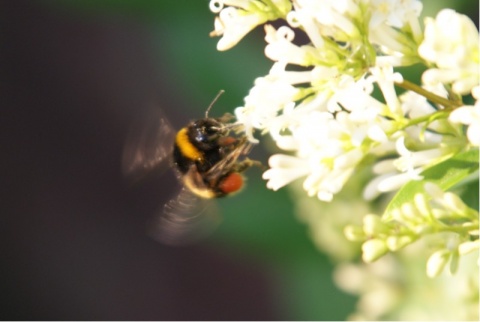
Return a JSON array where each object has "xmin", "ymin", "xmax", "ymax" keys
[
  {"xmin": 363, "ymin": 214, "xmax": 388, "ymax": 236},
  {"xmin": 344, "ymin": 225, "xmax": 366, "ymax": 242},
  {"xmin": 458, "ymin": 240, "xmax": 480, "ymax": 255},
  {"xmin": 426, "ymin": 249, "xmax": 450, "ymax": 278},
  {"xmin": 362, "ymin": 239, "xmax": 388, "ymax": 262},
  {"xmin": 386, "ymin": 235, "xmax": 414, "ymax": 251},
  {"xmin": 443, "ymin": 192, "xmax": 468, "ymax": 214}
]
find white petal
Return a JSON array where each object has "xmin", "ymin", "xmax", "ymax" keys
[{"xmin": 467, "ymin": 123, "xmax": 480, "ymax": 146}]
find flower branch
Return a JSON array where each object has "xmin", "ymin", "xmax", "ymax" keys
[
  {"xmin": 395, "ymin": 79, "xmax": 463, "ymax": 109},
  {"xmin": 209, "ymin": 0, "xmax": 479, "ymax": 318}
]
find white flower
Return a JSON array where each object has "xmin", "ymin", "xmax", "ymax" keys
[
  {"xmin": 264, "ymin": 25, "xmax": 318, "ymax": 65},
  {"xmin": 261, "ymin": 97, "xmax": 376, "ymax": 201},
  {"xmin": 368, "ymin": 65, "xmax": 403, "ymax": 115},
  {"xmin": 293, "ymin": 0, "xmax": 361, "ymax": 42},
  {"xmin": 393, "ymin": 137, "xmax": 441, "ymax": 178},
  {"xmin": 368, "ymin": 0, "xmax": 423, "ymax": 55},
  {"xmin": 364, "ymin": 137, "xmax": 451, "ymax": 200},
  {"xmin": 211, "ymin": 8, "xmax": 264, "ymax": 51},
  {"xmin": 262, "ymin": 154, "xmax": 310, "ymax": 190},
  {"xmin": 234, "ymin": 69, "xmax": 299, "ymax": 143},
  {"xmin": 209, "ymin": 0, "xmax": 292, "ymax": 51},
  {"xmin": 419, "ymin": 9, "xmax": 480, "ymax": 95},
  {"xmin": 369, "ymin": 0, "xmax": 422, "ymax": 29},
  {"xmin": 449, "ymin": 88, "xmax": 480, "ymax": 146}
]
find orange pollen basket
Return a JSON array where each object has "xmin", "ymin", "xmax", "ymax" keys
[{"xmin": 219, "ymin": 173, "xmax": 243, "ymax": 194}]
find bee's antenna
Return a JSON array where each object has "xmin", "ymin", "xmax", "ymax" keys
[{"xmin": 205, "ymin": 90, "xmax": 225, "ymax": 118}]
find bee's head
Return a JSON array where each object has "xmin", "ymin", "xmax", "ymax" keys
[{"xmin": 190, "ymin": 118, "xmax": 227, "ymax": 150}]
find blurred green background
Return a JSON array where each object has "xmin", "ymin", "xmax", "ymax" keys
[{"xmin": 1, "ymin": 0, "xmax": 476, "ymax": 320}]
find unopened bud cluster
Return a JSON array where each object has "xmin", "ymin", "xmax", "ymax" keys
[{"xmin": 345, "ymin": 183, "xmax": 479, "ymax": 277}]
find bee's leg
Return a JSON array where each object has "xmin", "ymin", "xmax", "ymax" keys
[
  {"xmin": 217, "ymin": 136, "xmax": 239, "ymax": 148},
  {"xmin": 216, "ymin": 113, "xmax": 235, "ymax": 123},
  {"xmin": 232, "ymin": 158, "xmax": 264, "ymax": 173},
  {"xmin": 218, "ymin": 136, "xmax": 249, "ymax": 155},
  {"xmin": 222, "ymin": 139, "xmax": 261, "ymax": 171},
  {"xmin": 206, "ymin": 138, "xmax": 261, "ymax": 179}
]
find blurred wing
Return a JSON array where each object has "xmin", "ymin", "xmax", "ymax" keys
[
  {"xmin": 147, "ymin": 187, "xmax": 222, "ymax": 246},
  {"xmin": 122, "ymin": 107, "xmax": 176, "ymax": 181}
]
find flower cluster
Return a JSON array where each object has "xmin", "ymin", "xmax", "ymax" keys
[
  {"xmin": 209, "ymin": 0, "xmax": 479, "ymax": 319},
  {"xmin": 334, "ymin": 249, "xmax": 479, "ymax": 320},
  {"xmin": 210, "ymin": 0, "xmax": 479, "ymax": 203}
]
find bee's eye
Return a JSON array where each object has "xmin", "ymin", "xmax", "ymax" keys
[
  {"xmin": 193, "ymin": 126, "xmax": 217, "ymax": 144},
  {"xmin": 191, "ymin": 119, "xmax": 226, "ymax": 147}
]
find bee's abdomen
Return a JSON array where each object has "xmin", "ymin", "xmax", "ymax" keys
[{"xmin": 172, "ymin": 144, "xmax": 191, "ymax": 174}]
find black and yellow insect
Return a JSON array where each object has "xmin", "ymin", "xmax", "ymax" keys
[{"xmin": 122, "ymin": 91, "xmax": 260, "ymax": 245}]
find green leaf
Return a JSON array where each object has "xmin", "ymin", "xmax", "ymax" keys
[{"xmin": 384, "ymin": 149, "xmax": 479, "ymax": 221}]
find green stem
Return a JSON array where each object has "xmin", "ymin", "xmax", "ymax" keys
[
  {"xmin": 395, "ymin": 79, "xmax": 463, "ymax": 109},
  {"xmin": 384, "ymin": 109, "xmax": 451, "ymax": 137},
  {"xmin": 323, "ymin": 37, "xmax": 351, "ymax": 58},
  {"xmin": 437, "ymin": 223, "xmax": 479, "ymax": 235},
  {"xmin": 404, "ymin": 110, "xmax": 450, "ymax": 128}
]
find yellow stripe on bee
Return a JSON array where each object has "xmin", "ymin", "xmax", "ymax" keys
[{"xmin": 176, "ymin": 128, "xmax": 203, "ymax": 161}]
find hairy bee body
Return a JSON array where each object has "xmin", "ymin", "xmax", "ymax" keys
[
  {"xmin": 122, "ymin": 91, "xmax": 260, "ymax": 245},
  {"xmin": 173, "ymin": 116, "xmax": 253, "ymax": 199}
]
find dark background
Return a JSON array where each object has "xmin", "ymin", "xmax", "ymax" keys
[
  {"xmin": 1, "ymin": 0, "xmax": 477, "ymax": 320},
  {"xmin": 0, "ymin": 1, "xmax": 278, "ymax": 319}
]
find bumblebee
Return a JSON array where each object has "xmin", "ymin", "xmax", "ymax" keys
[{"xmin": 122, "ymin": 91, "xmax": 260, "ymax": 245}]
